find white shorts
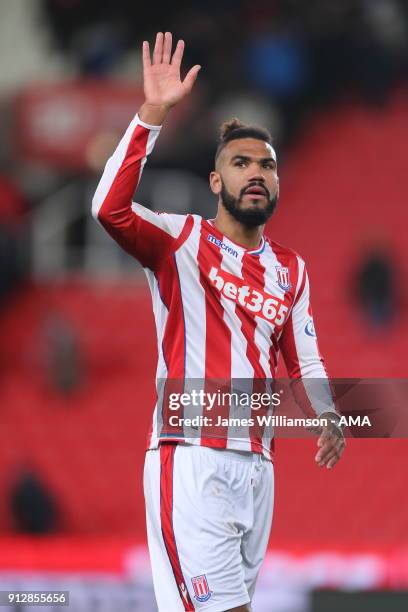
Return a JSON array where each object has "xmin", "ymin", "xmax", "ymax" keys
[{"xmin": 143, "ymin": 442, "xmax": 274, "ymax": 612}]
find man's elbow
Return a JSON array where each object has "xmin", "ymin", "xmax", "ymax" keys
[
  {"xmin": 302, "ymin": 358, "xmax": 327, "ymax": 378},
  {"xmin": 91, "ymin": 195, "xmax": 104, "ymax": 222}
]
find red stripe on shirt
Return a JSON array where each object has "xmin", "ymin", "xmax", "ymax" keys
[
  {"xmin": 160, "ymin": 444, "xmax": 195, "ymax": 611},
  {"xmin": 268, "ymin": 244, "xmax": 304, "ymax": 451},
  {"xmin": 275, "ymin": 255, "xmax": 315, "ymax": 417},
  {"xmin": 155, "ymin": 255, "xmax": 186, "ymax": 441},
  {"xmin": 197, "ymin": 220, "xmax": 231, "ymax": 448},
  {"xmin": 146, "ymin": 215, "xmax": 194, "ymax": 448},
  {"xmin": 274, "ymin": 244, "xmax": 303, "ymax": 377},
  {"xmin": 236, "ymin": 251, "xmax": 268, "ymax": 453},
  {"xmin": 97, "ymin": 123, "xmax": 174, "ymax": 269}
]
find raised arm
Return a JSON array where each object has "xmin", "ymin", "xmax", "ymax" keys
[{"xmin": 92, "ymin": 32, "xmax": 200, "ymax": 270}]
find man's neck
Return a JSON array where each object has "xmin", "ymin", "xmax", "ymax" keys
[{"xmin": 213, "ymin": 208, "xmax": 264, "ymax": 250}]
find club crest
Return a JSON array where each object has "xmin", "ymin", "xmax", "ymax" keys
[
  {"xmin": 191, "ymin": 574, "xmax": 212, "ymax": 602},
  {"xmin": 275, "ymin": 266, "xmax": 291, "ymax": 291}
]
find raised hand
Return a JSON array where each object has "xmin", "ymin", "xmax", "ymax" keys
[{"xmin": 140, "ymin": 32, "xmax": 201, "ymax": 124}]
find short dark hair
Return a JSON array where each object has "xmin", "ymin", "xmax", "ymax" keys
[{"xmin": 215, "ymin": 118, "xmax": 273, "ymax": 162}]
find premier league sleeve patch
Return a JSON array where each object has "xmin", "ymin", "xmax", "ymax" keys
[
  {"xmin": 305, "ymin": 317, "xmax": 316, "ymax": 337},
  {"xmin": 191, "ymin": 574, "xmax": 212, "ymax": 602}
]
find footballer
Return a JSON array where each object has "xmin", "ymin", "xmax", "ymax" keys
[{"xmin": 92, "ymin": 32, "xmax": 345, "ymax": 612}]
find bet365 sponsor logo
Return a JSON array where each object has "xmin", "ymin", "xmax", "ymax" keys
[{"xmin": 209, "ymin": 266, "xmax": 288, "ymax": 325}]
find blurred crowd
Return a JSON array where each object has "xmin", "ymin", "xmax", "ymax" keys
[
  {"xmin": 0, "ymin": 0, "xmax": 406, "ymax": 538},
  {"xmin": 41, "ymin": 0, "xmax": 408, "ymax": 166},
  {"xmin": 0, "ymin": 0, "xmax": 407, "ymax": 317}
]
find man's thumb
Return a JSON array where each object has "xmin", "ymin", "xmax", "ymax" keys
[{"xmin": 183, "ymin": 65, "xmax": 201, "ymax": 93}]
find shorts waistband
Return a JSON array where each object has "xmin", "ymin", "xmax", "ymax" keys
[{"xmin": 179, "ymin": 442, "xmax": 264, "ymax": 462}]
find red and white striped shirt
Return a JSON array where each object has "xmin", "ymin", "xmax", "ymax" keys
[{"xmin": 92, "ymin": 114, "xmax": 335, "ymax": 460}]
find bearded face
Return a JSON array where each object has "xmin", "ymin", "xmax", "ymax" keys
[
  {"xmin": 211, "ymin": 137, "xmax": 279, "ymax": 228},
  {"xmin": 220, "ymin": 178, "xmax": 278, "ymax": 227}
]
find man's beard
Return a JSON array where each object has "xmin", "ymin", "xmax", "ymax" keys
[{"xmin": 220, "ymin": 180, "xmax": 278, "ymax": 228}]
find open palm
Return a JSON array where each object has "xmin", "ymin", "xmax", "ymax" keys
[{"xmin": 143, "ymin": 32, "xmax": 201, "ymax": 109}]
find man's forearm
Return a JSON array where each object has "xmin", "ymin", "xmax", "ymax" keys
[
  {"xmin": 92, "ymin": 114, "xmax": 161, "ymax": 223},
  {"xmin": 139, "ymin": 102, "xmax": 170, "ymax": 126}
]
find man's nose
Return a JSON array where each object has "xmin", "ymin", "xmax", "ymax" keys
[{"xmin": 247, "ymin": 165, "xmax": 266, "ymax": 182}]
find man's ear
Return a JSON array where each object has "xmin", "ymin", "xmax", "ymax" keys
[{"xmin": 209, "ymin": 171, "xmax": 222, "ymax": 195}]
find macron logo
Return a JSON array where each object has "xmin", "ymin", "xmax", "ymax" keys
[{"xmin": 207, "ymin": 234, "xmax": 238, "ymax": 258}]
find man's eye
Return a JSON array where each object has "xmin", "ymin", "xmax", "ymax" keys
[
  {"xmin": 235, "ymin": 160, "xmax": 247, "ymax": 167},
  {"xmin": 263, "ymin": 163, "xmax": 274, "ymax": 169}
]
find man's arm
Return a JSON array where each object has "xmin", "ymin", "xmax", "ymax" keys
[
  {"xmin": 279, "ymin": 260, "xmax": 345, "ymax": 468},
  {"xmin": 92, "ymin": 32, "xmax": 200, "ymax": 270}
]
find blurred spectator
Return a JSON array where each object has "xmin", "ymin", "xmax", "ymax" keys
[
  {"xmin": 246, "ymin": 31, "xmax": 310, "ymax": 99},
  {"xmin": 354, "ymin": 247, "xmax": 396, "ymax": 328},
  {"xmin": 44, "ymin": 314, "xmax": 83, "ymax": 394},
  {"xmin": 10, "ymin": 469, "xmax": 59, "ymax": 534},
  {"xmin": 36, "ymin": 0, "xmax": 408, "ymax": 160},
  {"xmin": 0, "ymin": 174, "xmax": 28, "ymax": 305},
  {"xmin": 73, "ymin": 23, "xmax": 125, "ymax": 76}
]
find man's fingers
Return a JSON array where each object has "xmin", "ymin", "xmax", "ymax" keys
[
  {"xmin": 153, "ymin": 32, "xmax": 164, "ymax": 64},
  {"xmin": 142, "ymin": 40, "xmax": 151, "ymax": 70},
  {"xmin": 315, "ymin": 434, "xmax": 340, "ymax": 462},
  {"xmin": 171, "ymin": 39, "xmax": 185, "ymax": 69},
  {"xmin": 315, "ymin": 441, "xmax": 333, "ymax": 464},
  {"xmin": 318, "ymin": 446, "xmax": 338, "ymax": 467},
  {"xmin": 327, "ymin": 451, "xmax": 344, "ymax": 469},
  {"xmin": 162, "ymin": 31, "xmax": 172, "ymax": 64},
  {"xmin": 316, "ymin": 438, "xmax": 345, "ymax": 467},
  {"xmin": 315, "ymin": 422, "xmax": 345, "ymax": 468},
  {"xmin": 323, "ymin": 442, "xmax": 345, "ymax": 469},
  {"xmin": 182, "ymin": 65, "xmax": 201, "ymax": 93}
]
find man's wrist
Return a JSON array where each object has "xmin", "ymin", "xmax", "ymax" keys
[
  {"xmin": 138, "ymin": 102, "xmax": 170, "ymax": 127},
  {"xmin": 319, "ymin": 411, "xmax": 344, "ymax": 433}
]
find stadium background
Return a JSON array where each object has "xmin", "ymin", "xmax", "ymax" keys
[{"xmin": 0, "ymin": 0, "xmax": 407, "ymax": 610}]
